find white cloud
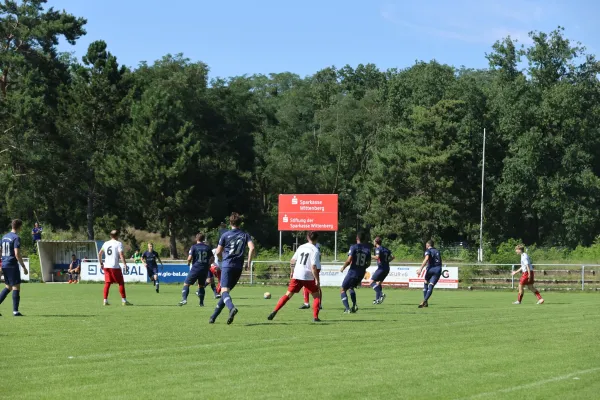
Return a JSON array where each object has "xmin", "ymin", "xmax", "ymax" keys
[{"xmin": 380, "ymin": 1, "xmax": 543, "ymax": 45}]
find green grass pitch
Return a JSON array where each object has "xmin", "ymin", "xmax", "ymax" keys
[{"xmin": 2, "ymin": 284, "xmax": 599, "ymax": 399}]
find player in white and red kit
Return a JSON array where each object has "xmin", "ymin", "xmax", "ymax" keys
[
  {"xmin": 511, "ymin": 244, "xmax": 544, "ymax": 305},
  {"xmin": 268, "ymin": 231, "xmax": 322, "ymax": 322},
  {"xmin": 300, "ymin": 242, "xmax": 322, "ymax": 309},
  {"xmin": 98, "ymin": 230, "xmax": 132, "ymax": 306},
  {"xmin": 199, "ymin": 248, "xmax": 222, "ymax": 299}
]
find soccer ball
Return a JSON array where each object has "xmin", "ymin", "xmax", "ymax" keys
[{"xmin": 263, "ymin": 292, "xmax": 271, "ymax": 299}]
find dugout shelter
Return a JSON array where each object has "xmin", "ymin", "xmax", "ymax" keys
[{"xmin": 38, "ymin": 240, "xmax": 101, "ymax": 282}]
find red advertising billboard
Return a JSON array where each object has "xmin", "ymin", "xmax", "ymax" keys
[{"xmin": 278, "ymin": 194, "xmax": 338, "ymax": 231}]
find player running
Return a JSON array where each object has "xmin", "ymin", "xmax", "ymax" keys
[
  {"xmin": 209, "ymin": 212, "xmax": 255, "ymax": 325},
  {"xmin": 269, "ymin": 231, "xmax": 322, "ymax": 322},
  {"xmin": 416, "ymin": 240, "xmax": 442, "ymax": 308},
  {"xmin": 370, "ymin": 236, "xmax": 395, "ymax": 304},
  {"xmin": 339, "ymin": 232, "xmax": 371, "ymax": 314},
  {"xmin": 300, "ymin": 242, "xmax": 322, "ymax": 309},
  {"xmin": 180, "ymin": 233, "xmax": 213, "ymax": 307},
  {"xmin": 142, "ymin": 243, "xmax": 163, "ymax": 293},
  {"xmin": 98, "ymin": 230, "xmax": 132, "ymax": 306},
  {"xmin": 512, "ymin": 245, "xmax": 544, "ymax": 305},
  {"xmin": 0, "ymin": 219, "xmax": 29, "ymax": 316}
]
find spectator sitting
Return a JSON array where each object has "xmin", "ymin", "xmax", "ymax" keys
[{"xmin": 68, "ymin": 254, "xmax": 81, "ymax": 284}]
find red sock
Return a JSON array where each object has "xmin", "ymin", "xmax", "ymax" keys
[
  {"xmin": 274, "ymin": 295, "xmax": 289, "ymax": 312},
  {"xmin": 534, "ymin": 291, "xmax": 542, "ymax": 300},
  {"xmin": 103, "ymin": 283, "xmax": 110, "ymax": 299},
  {"xmin": 118, "ymin": 284, "xmax": 127, "ymax": 299},
  {"xmin": 313, "ymin": 297, "xmax": 321, "ymax": 319},
  {"xmin": 217, "ymin": 284, "xmax": 221, "ymax": 294},
  {"xmin": 303, "ymin": 287, "xmax": 310, "ymax": 304},
  {"xmin": 518, "ymin": 293, "xmax": 523, "ymax": 302}
]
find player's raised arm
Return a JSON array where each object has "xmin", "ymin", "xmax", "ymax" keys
[
  {"xmin": 418, "ymin": 253, "xmax": 430, "ymax": 275},
  {"xmin": 246, "ymin": 239, "xmax": 255, "ymax": 269},
  {"xmin": 98, "ymin": 248, "xmax": 104, "ymax": 266},
  {"xmin": 187, "ymin": 248, "xmax": 193, "ymax": 267},
  {"xmin": 310, "ymin": 251, "xmax": 320, "ymax": 286},
  {"xmin": 340, "ymin": 253, "xmax": 353, "ymax": 273},
  {"xmin": 14, "ymin": 246, "xmax": 28, "ymax": 275}
]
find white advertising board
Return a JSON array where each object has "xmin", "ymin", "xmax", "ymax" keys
[{"xmin": 319, "ymin": 264, "xmax": 458, "ymax": 288}]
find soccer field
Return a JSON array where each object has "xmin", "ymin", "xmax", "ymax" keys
[{"xmin": 3, "ymin": 284, "xmax": 599, "ymax": 400}]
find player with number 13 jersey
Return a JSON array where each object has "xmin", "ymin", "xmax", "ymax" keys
[{"xmin": 339, "ymin": 232, "xmax": 371, "ymax": 313}]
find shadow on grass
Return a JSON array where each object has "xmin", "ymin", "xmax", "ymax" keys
[
  {"xmin": 245, "ymin": 322, "xmax": 291, "ymax": 326},
  {"xmin": 38, "ymin": 314, "xmax": 99, "ymax": 318},
  {"xmin": 131, "ymin": 305, "xmax": 179, "ymax": 307}
]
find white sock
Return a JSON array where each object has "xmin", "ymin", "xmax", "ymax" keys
[{"xmin": 122, "ymin": 298, "xmax": 127, "ymax": 302}]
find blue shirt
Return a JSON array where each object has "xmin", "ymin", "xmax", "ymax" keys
[
  {"xmin": 1, "ymin": 232, "xmax": 21, "ymax": 268},
  {"xmin": 189, "ymin": 243, "xmax": 213, "ymax": 269},
  {"xmin": 32, "ymin": 227, "xmax": 42, "ymax": 241},
  {"xmin": 142, "ymin": 250, "xmax": 160, "ymax": 268},
  {"xmin": 71, "ymin": 258, "xmax": 81, "ymax": 269},
  {"xmin": 218, "ymin": 229, "xmax": 252, "ymax": 269},
  {"xmin": 375, "ymin": 246, "xmax": 393, "ymax": 269},
  {"xmin": 348, "ymin": 243, "xmax": 371, "ymax": 274},
  {"xmin": 425, "ymin": 247, "xmax": 442, "ymax": 268}
]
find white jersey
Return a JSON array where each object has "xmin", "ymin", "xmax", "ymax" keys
[
  {"xmin": 212, "ymin": 248, "xmax": 220, "ymax": 268},
  {"xmin": 101, "ymin": 239, "xmax": 123, "ymax": 269},
  {"xmin": 292, "ymin": 243, "xmax": 321, "ymax": 280},
  {"xmin": 520, "ymin": 253, "xmax": 533, "ymax": 273}
]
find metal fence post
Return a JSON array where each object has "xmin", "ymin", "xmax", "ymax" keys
[
  {"xmin": 250, "ymin": 261, "xmax": 254, "ymax": 285},
  {"xmin": 511, "ymin": 265, "xmax": 514, "ymax": 289},
  {"xmin": 582, "ymin": 265, "xmax": 585, "ymax": 291}
]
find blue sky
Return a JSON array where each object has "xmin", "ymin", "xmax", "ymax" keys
[{"xmin": 50, "ymin": 0, "xmax": 599, "ymax": 79}]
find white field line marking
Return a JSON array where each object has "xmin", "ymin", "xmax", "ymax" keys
[{"xmin": 460, "ymin": 367, "xmax": 600, "ymax": 399}]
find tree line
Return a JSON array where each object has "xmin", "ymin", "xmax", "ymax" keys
[{"xmin": 2, "ymin": 1, "xmax": 600, "ymax": 257}]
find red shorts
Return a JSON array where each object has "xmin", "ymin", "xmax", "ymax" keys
[
  {"xmin": 288, "ymin": 279, "xmax": 319, "ymax": 294},
  {"xmin": 104, "ymin": 268, "xmax": 124, "ymax": 284},
  {"xmin": 520, "ymin": 271, "xmax": 534, "ymax": 285}
]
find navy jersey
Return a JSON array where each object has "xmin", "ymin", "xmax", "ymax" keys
[
  {"xmin": 1, "ymin": 232, "xmax": 21, "ymax": 268},
  {"xmin": 348, "ymin": 243, "xmax": 371, "ymax": 274},
  {"xmin": 425, "ymin": 247, "xmax": 442, "ymax": 268},
  {"xmin": 71, "ymin": 258, "xmax": 81, "ymax": 269},
  {"xmin": 142, "ymin": 250, "xmax": 160, "ymax": 267},
  {"xmin": 375, "ymin": 246, "xmax": 393, "ymax": 269},
  {"xmin": 218, "ymin": 229, "xmax": 252, "ymax": 269},
  {"xmin": 189, "ymin": 243, "xmax": 213, "ymax": 269},
  {"xmin": 32, "ymin": 226, "xmax": 42, "ymax": 241}
]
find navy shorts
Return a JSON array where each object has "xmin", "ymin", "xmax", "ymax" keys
[
  {"xmin": 371, "ymin": 268, "xmax": 390, "ymax": 282},
  {"xmin": 2, "ymin": 267, "xmax": 21, "ymax": 286},
  {"xmin": 185, "ymin": 266, "xmax": 209, "ymax": 286},
  {"xmin": 342, "ymin": 274, "xmax": 363, "ymax": 290},
  {"xmin": 221, "ymin": 268, "xmax": 243, "ymax": 290},
  {"xmin": 425, "ymin": 266, "xmax": 442, "ymax": 286},
  {"xmin": 207, "ymin": 269, "xmax": 214, "ymax": 280},
  {"xmin": 146, "ymin": 266, "xmax": 158, "ymax": 276}
]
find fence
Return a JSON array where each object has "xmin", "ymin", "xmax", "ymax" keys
[{"xmin": 248, "ymin": 261, "xmax": 600, "ymax": 290}]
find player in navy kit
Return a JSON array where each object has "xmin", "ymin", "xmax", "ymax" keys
[
  {"xmin": 209, "ymin": 213, "xmax": 255, "ymax": 325},
  {"xmin": 339, "ymin": 232, "xmax": 371, "ymax": 313},
  {"xmin": 179, "ymin": 233, "xmax": 213, "ymax": 307},
  {"xmin": 370, "ymin": 236, "xmax": 394, "ymax": 304},
  {"xmin": 142, "ymin": 243, "xmax": 163, "ymax": 293},
  {"xmin": 0, "ymin": 219, "xmax": 29, "ymax": 316},
  {"xmin": 416, "ymin": 240, "xmax": 442, "ymax": 308}
]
